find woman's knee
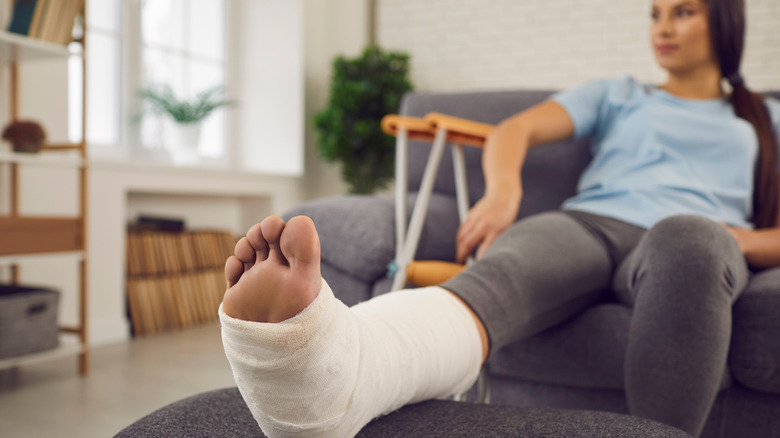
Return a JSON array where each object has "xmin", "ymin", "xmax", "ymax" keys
[
  {"xmin": 628, "ymin": 215, "xmax": 747, "ymax": 298},
  {"xmin": 640, "ymin": 215, "xmax": 740, "ymax": 264}
]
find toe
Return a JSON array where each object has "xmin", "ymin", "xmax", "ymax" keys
[
  {"xmin": 260, "ymin": 216, "xmax": 288, "ymax": 265},
  {"xmin": 234, "ymin": 236, "xmax": 257, "ymax": 265},
  {"xmin": 245, "ymin": 223, "xmax": 270, "ymax": 263},
  {"xmin": 280, "ymin": 216, "xmax": 321, "ymax": 266},
  {"xmin": 225, "ymin": 256, "xmax": 244, "ymax": 289}
]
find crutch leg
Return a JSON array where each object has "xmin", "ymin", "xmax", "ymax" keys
[
  {"xmin": 452, "ymin": 143, "xmax": 470, "ymax": 223},
  {"xmin": 392, "ymin": 127, "xmax": 449, "ymax": 291},
  {"xmin": 393, "ymin": 128, "xmax": 408, "ymax": 288}
]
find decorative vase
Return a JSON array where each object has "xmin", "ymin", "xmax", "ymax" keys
[{"xmin": 167, "ymin": 123, "xmax": 202, "ymax": 165}]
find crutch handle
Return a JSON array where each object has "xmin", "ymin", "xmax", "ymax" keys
[
  {"xmin": 381, "ymin": 115, "xmax": 436, "ymax": 141},
  {"xmin": 425, "ymin": 113, "xmax": 494, "ymax": 147},
  {"xmin": 406, "ymin": 260, "xmax": 467, "ymax": 287}
]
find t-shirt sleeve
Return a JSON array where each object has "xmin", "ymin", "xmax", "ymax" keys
[
  {"xmin": 765, "ymin": 97, "xmax": 780, "ymax": 172},
  {"xmin": 551, "ymin": 78, "xmax": 611, "ymax": 140}
]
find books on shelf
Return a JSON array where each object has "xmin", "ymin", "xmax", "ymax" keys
[
  {"xmin": 6, "ymin": 0, "xmax": 84, "ymax": 46},
  {"xmin": 126, "ymin": 229, "xmax": 237, "ymax": 336},
  {"xmin": 6, "ymin": 0, "xmax": 34, "ymax": 36}
]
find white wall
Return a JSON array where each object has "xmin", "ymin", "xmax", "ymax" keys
[
  {"xmin": 237, "ymin": 0, "xmax": 305, "ymax": 176},
  {"xmin": 377, "ymin": 0, "xmax": 780, "ymax": 92},
  {"xmin": 302, "ymin": 0, "xmax": 370, "ymax": 199}
]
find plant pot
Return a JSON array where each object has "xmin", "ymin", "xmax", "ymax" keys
[
  {"xmin": 167, "ymin": 123, "xmax": 202, "ymax": 165},
  {"xmin": 2, "ymin": 120, "xmax": 46, "ymax": 154}
]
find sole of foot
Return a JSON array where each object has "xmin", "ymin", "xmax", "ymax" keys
[{"xmin": 222, "ymin": 215, "xmax": 322, "ymax": 323}]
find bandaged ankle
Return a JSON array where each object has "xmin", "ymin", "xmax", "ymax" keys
[{"xmin": 220, "ymin": 280, "xmax": 483, "ymax": 438}]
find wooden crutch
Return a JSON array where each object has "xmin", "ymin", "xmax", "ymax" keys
[{"xmin": 381, "ymin": 112, "xmax": 493, "ymax": 291}]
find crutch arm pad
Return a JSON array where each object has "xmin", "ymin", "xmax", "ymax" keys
[
  {"xmin": 425, "ymin": 113, "xmax": 495, "ymax": 147},
  {"xmin": 406, "ymin": 260, "xmax": 467, "ymax": 287},
  {"xmin": 381, "ymin": 115, "xmax": 437, "ymax": 142}
]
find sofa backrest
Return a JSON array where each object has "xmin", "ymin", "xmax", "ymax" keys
[
  {"xmin": 400, "ymin": 90, "xmax": 591, "ymax": 220},
  {"xmin": 400, "ymin": 89, "xmax": 780, "ymax": 221}
]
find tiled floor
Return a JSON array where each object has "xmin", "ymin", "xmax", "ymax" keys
[{"xmin": 0, "ymin": 322, "xmax": 236, "ymax": 438}]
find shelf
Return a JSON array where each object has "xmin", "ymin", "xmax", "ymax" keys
[
  {"xmin": 0, "ymin": 150, "xmax": 83, "ymax": 167},
  {"xmin": 0, "ymin": 334, "xmax": 83, "ymax": 371},
  {"xmin": 0, "ymin": 30, "xmax": 72, "ymax": 63},
  {"xmin": 0, "ymin": 217, "xmax": 83, "ymax": 256},
  {"xmin": 0, "ymin": 251, "xmax": 84, "ymax": 266}
]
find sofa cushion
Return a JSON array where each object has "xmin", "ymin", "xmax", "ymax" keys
[
  {"xmin": 283, "ymin": 193, "xmax": 460, "ymax": 283},
  {"xmin": 490, "ymin": 303, "xmax": 732, "ymax": 392},
  {"xmin": 492, "ymin": 268, "xmax": 780, "ymax": 394},
  {"xmin": 488, "ymin": 304, "xmax": 631, "ymax": 390},
  {"xmin": 730, "ymin": 267, "xmax": 780, "ymax": 394}
]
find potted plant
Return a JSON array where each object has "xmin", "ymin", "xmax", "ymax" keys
[
  {"xmin": 314, "ymin": 46, "xmax": 413, "ymax": 194},
  {"xmin": 2, "ymin": 120, "xmax": 46, "ymax": 153},
  {"xmin": 138, "ymin": 84, "xmax": 233, "ymax": 164}
]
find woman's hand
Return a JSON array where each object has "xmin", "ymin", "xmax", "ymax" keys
[
  {"xmin": 723, "ymin": 225, "xmax": 749, "ymax": 255},
  {"xmin": 456, "ymin": 189, "xmax": 521, "ymax": 263},
  {"xmin": 452, "ymin": 100, "xmax": 574, "ymax": 264},
  {"xmin": 722, "ymin": 223, "xmax": 780, "ymax": 269}
]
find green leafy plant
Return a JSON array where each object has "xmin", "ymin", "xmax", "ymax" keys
[
  {"xmin": 314, "ymin": 46, "xmax": 413, "ymax": 194},
  {"xmin": 138, "ymin": 84, "xmax": 233, "ymax": 124}
]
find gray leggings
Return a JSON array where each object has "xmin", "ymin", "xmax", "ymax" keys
[{"xmin": 442, "ymin": 210, "xmax": 749, "ymax": 437}]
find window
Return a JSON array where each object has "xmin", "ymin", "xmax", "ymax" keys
[
  {"xmin": 139, "ymin": 0, "xmax": 226, "ymax": 159},
  {"xmin": 71, "ymin": 0, "xmax": 228, "ymax": 164},
  {"xmin": 69, "ymin": 0, "xmax": 121, "ymax": 148}
]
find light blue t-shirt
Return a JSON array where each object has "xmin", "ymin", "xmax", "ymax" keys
[{"xmin": 552, "ymin": 75, "xmax": 780, "ymax": 229}]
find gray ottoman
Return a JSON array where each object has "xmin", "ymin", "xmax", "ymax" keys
[{"xmin": 114, "ymin": 387, "xmax": 691, "ymax": 437}]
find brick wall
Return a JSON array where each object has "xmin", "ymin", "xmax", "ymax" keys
[{"xmin": 376, "ymin": 0, "xmax": 780, "ymax": 92}]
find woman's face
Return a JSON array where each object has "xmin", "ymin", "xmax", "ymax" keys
[{"xmin": 650, "ymin": 0, "xmax": 718, "ymax": 76}]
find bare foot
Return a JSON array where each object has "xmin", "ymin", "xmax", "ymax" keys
[{"xmin": 222, "ymin": 215, "xmax": 322, "ymax": 323}]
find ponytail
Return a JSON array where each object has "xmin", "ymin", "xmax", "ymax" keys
[
  {"xmin": 728, "ymin": 79, "xmax": 779, "ymax": 228},
  {"xmin": 708, "ymin": 0, "xmax": 779, "ymax": 228}
]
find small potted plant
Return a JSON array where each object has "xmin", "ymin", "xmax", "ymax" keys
[
  {"xmin": 2, "ymin": 120, "xmax": 46, "ymax": 153},
  {"xmin": 138, "ymin": 84, "xmax": 233, "ymax": 164}
]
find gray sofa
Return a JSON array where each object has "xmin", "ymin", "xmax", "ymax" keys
[{"xmin": 284, "ymin": 88, "xmax": 780, "ymax": 438}]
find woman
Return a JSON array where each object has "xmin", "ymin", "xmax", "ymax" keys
[{"xmin": 219, "ymin": 0, "xmax": 780, "ymax": 437}]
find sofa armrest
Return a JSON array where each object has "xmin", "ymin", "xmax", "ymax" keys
[{"xmin": 283, "ymin": 193, "xmax": 461, "ymax": 284}]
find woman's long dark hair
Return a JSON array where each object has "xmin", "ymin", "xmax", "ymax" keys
[{"xmin": 708, "ymin": 0, "xmax": 778, "ymax": 228}]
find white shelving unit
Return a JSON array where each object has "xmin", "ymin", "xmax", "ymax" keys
[
  {"xmin": 0, "ymin": 335, "xmax": 84, "ymax": 370},
  {"xmin": 0, "ymin": 29, "xmax": 71, "ymax": 62},
  {"xmin": 0, "ymin": 251, "xmax": 84, "ymax": 266},
  {"xmin": 0, "ymin": 15, "xmax": 89, "ymax": 375},
  {"xmin": 0, "ymin": 150, "xmax": 84, "ymax": 167}
]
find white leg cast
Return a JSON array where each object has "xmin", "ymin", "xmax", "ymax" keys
[{"xmin": 221, "ymin": 280, "xmax": 483, "ymax": 437}]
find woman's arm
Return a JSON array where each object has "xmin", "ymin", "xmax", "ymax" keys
[
  {"xmin": 725, "ymin": 179, "xmax": 780, "ymax": 269},
  {"xmin": 456, "ymin": 100, "xmax": 575, "ymax": 263}
]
